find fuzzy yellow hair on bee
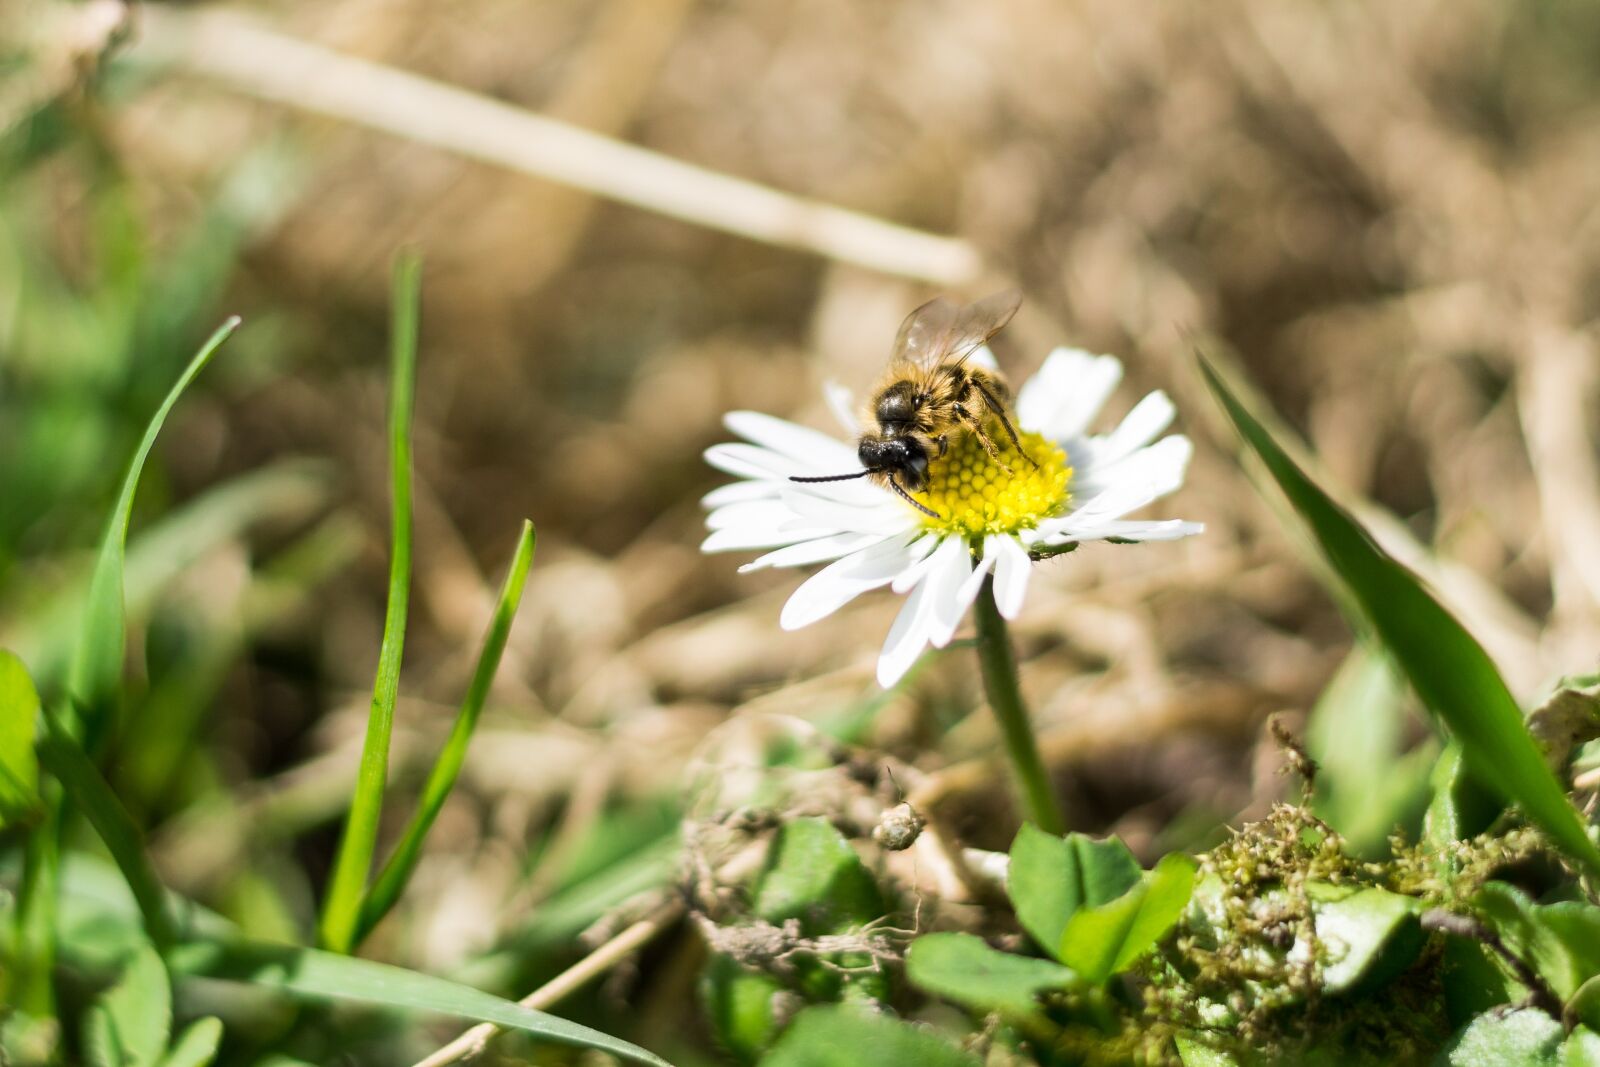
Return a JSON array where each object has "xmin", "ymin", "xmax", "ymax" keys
[{"xmin": 792, "ymin": 289, "xmax": 1035, "ymax": 518}]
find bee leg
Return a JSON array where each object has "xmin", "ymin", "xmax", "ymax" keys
[
  {"xmin": 954, "ymin": 404, "xmax": 1013, "ymax": 473},
  {"xmin": 972, "ymin": 379, "xmax": 1038, "ymax": 468},
  {"xmin": 936, "ymin": 435, "xmax": 949, "ymax": 458}
]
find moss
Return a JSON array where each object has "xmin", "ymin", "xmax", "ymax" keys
[{"xmin": 1123, "ymin": 803, "xmax": 1557, "ymax": 1066}]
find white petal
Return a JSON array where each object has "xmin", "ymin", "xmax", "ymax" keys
[
  {"xmin": 824, "ymin": 381, "xmax": 861, "ymax": 435},
  {"xmin": 725, "ymin": 410, "xmax": 857, "ymax": 467},
  {"xmin": 925, "ymin": 537, "xmax": 976, "ymax": 648},
  {"xmin": 942, "ymin": 550, "xmax": 996, "ymax": 645},
  {"xmin": 877, "ymin": 579, "xmax": 937, "ymax": 687},
  {"xmin": 738, "ymin": 531, "xmax": 886, "ymax": 572},
  {"xmin": 701, "ymin": 480, "xmax": 779, "ymax": 507},
  {"xmin": 1064, "ymin": 436, "xmax": 1193, "ymax": 519},
  {"xmin": 969, "ymin": 345, "xmax": 1000, "ymax": 371},
  {"xmin": 702, "ymin": 522, "xmax": 837, "ymax": 553},
  {"xmin": 704, "ymin": 443, "xmax": 806, "ymax": 481},
  {"xmin": 781, "ymin": 486, "xmax": 917, "ymax": 534},
  {"xmin": 705, "ymin": 499, "xmax": 798, "ymax": 532},
  {"xmin": 1080, "ymin": 391, "xmax": 1175, "ymax": 469},
  {"xmin": 1051, "ymin": 519, "xmax": 1205, "ymax": 543},
  {"xmin": 1016, "ymin": 348, "xmax": 1122, "ymax": 440},
  {"xmin": 989, "ymin": 534, "xmax": 1033, "ymax": 619},
  {"xmin": 891, "ymin": 533, "xmax": 949, "ymax": 593},
  {"xmin": 779, "ymin": 532, "xmax": 919, "ymax": 630}
]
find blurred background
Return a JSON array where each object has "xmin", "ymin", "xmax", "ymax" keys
[{"xmin": 4, "ymin": 0, "xmax": 1600, "ymax": 1060}]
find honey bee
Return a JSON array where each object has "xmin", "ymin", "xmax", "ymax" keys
[{"xmin": 791, "ymin": 290, "xmax": 1033, "ymax": 517}]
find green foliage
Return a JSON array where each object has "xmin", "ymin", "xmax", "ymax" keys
[
  {"xmin": 83, "ymin": 942, "xmax": 170, "ymax": 1067},
  {"xmin": 1306, "ymin": 645, "xmax": 1434, "ymax": 856},
  {"xmin": 1436, "ymin": 1008, "xmax": 1565, "ymax": 1066},
  {"xmin": 1200, "ymin": 358, "xmax": 1600, "ymax": 882},
  {"xmin": 1058, "ymin": 852, "xmax": 1198, "ymax": 983},
  {"xmin": 67, "ymin": 318, "xmax": 240, "ymax": 732},
  {"xmin": 1441, "ymin": 937, "xmax": 1516, "ymax": 1030},
  {"xmin": 762, "ymin": 1006, "xmax": 978, "ymax": 1067},
  {"xmin": 754, "ymin": 817, "xmax": 887, "ymax": 933},
  {"xmin": 700, "ymin": 956, "xmax": 788, "ymax": 1064},
  {"xmin": 36, "ymin": 703, "xmax": 177, "ymax": 949},
  {"xmin": 1006, "ymin": 823, "xmax": 1141, "ymax": 957},
  {"xmin": 356, "ymin": 518, "xmax": 537, "ymax": 943},
  {"xmin": 156, "ymin": 1018, "xmax": 223, "ymax": 1067},
  {"xmin": 701, "ymin": 817, "xmax": 891, "ymax": 1054},
  {"xmin": 1310, "ymin": 886, "xmax": 1425, "ymax": 993},
  {"xmin": 905, "ymin": 932, "xmax": 1077, "ymax": 1018},
  {"xmin": 0, "ymin": 649, "xmax": 41, "ymax": 826},
  {"xmin": 1424, "ymin": 745, "xmax": 1504, "ymax": 855},
  {"xmin": 1475, "ymin": 883, "xmax": 1600, "ymax": 1001},
  {"xmin": 319, "ymin": 252, "xmax": 421, "ymax": 954},
  {"xmin": 170, "ymin": 937, "xmax": 673, "ymax": 1067}
]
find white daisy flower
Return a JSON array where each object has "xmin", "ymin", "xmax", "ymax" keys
[{"xmin": 701, "ymin": 346, "xmax": 1202, "ymax": 687}]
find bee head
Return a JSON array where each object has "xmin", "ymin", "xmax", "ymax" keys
[{"xmin": 859, "ymin": 434, "xmax": 930, "ymax": 489}]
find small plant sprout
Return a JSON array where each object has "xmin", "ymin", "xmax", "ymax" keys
[{"xmin": 703, "ymin": 315, "xmax": 1201, "ymax": 832}]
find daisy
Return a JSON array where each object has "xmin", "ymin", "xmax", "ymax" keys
[{"xmin": 701, "ymin": 345, "xmax": 1202, "ymax": 688}]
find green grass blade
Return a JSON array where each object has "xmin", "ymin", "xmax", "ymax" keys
[
  {"xmin": 318, "ymin": 251, "xmax": 421, "ymax": 953},
  {"xmin": 171, "ymin": 938, "xmax": 673, "ymax": 1067},
  {"xmin": 0, "ymin": 650, "xmax": 42, "ymax": 826},
  {"xmin": 1199, "ymin": 357, "xmax": 1600, "ymax": 881},
  {"xmin": 35, "ymin": 704, "xmax": 177, "ymax": 949},
  {"xmin": 13, "ymin": 784, "xmax": 61, "ymax": 1021},
  {"xmin": 355, "ymin": 520, "xmax": 536, "ymax": 944},
  {"xmin": 65, "ymin": 317, "xmax": 241, "ymax": 730}
]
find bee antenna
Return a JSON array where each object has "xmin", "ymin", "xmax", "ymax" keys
[
  {"xmin": 885, "ymin": 476, "xmax": 940, "ymax": 519},
  {"xmin": 789, "ymin": 469, "xmax": 941, "ymax": 519},
  {"xmin": 790, "ymin": 471, "xmax": 872, "ymax": 483}
]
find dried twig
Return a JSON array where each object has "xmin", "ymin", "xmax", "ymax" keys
[
  {"xmin": 1420, "ymin": 908, "xmax": 1563, "ymax": 1020},
  {"xmin": 409, "ymin": 897, "xmax": 685, "ymax": 1067},
  {"xmin": 127, "ymin": 6, "xmax": 984, "ymax": 287}
]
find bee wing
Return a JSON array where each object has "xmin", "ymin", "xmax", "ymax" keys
[{"xmin": 890, "ymin": 289, "xmax": 1022, "ymax": 369}]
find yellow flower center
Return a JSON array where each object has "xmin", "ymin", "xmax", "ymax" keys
[{"xmin": 914, "ymin": 429, "xmax": 1071, "ymax": 538}]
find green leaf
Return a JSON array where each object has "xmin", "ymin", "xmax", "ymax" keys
[
  {"xmin": 67, "ymin": 317, "xmax": 240, "ymax": 728},
  {"xmin": 1477, "ymin": 883, "xmax": 1582, "ymax": 999},
  {"xmin": 1477, "ymin": 882, "xmax": 1600, "ymax": 1001},
  {"xmin": 156, "ymin": 1017, "xmax": 223, "ymax": 1067},
  {"xmin": 762, "ymin": 1005, "xmax": 978, "ymax": 1067},
  {"xmin": 1570, "ymin": 977, "xmax": 1600, "ymax": 1034},
  {"xmin": 1006, "ymin": 823, "xmax": 1140, "ymax": 961},
  {"xmin": 905, "ymin": 932, "xmax": 1078, "ymax": 1018},
  {"xmin": 1311, "ymin": 886, "xmax": 1423, "ymax": 994},
  {"xmin": 1437, "ymin": 1007, "xmax": 1563, "ymax": 1066},
  {"xmin": 1424, "ymin": 744, "xmax": 1503, "ymax": 854},
  {"xmin": 700, "ymin": 955, "xmax": 786, "ymax": 1065},
  {"xmin": 1306, "ymin": 645, "xmax": 1432, "ymax": 855},
  {"xmin": 0, "ymin": 650, "xmax": 41, "ymax": 825},
  {"xmin": 1058, "ymin": 852, "xmax": 1197, "ymax": 984},
  {"xmin": 356, "ymin": 519, "xmax": 536, "ymax": 943},
  {"xmin": 753, "ymin": 817, "xmax": 885, "ymax": 933},
  {"xmin": 35, "ymin": 705, "xmax": 176, "ymax": 948},
  {"xmin": 1175, "ymin": 1034, "xmax": 1243, "ymax": 1067},
  {"xmin": 1441, "ymin": 937, "xmax": 1516, "ymax": 1029},
  {"xmin": 170, "ymin": 937, "xmax": 672, "ymax": 1067},
  {"xmin": 319, "ymin": 251, "xmax": 420, "ymax": 953},
  {"xmin": 1565, "ymin": 1028, "xmax": 1600, "ymax": 1067},
  {"xmin": 1200, "ymin": 358, "xmax": 1600, "ymax": 882},
  {"xmin": 83, "ymin": 942, "xmax": 171, "ymax": 1067}
]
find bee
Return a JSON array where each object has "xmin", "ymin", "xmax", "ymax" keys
[{"xmin": 791, "ymin": 289, "xmax": 1033, "ymax": 517}]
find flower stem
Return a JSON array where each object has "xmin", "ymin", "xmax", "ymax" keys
[{"xmin": 973, "ymin": 574, "xmax": 1065, "ymax": 834}]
